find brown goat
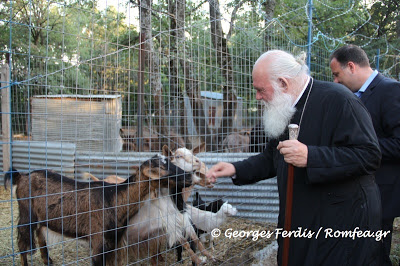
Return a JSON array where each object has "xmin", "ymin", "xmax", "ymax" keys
[{"xmin": 4, "ymin": 155, "xmax": 192, "ymax": 266}]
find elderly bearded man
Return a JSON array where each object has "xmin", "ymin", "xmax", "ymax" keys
[{"xmin": 206, "ymin": 50, "xmax": 382, "ymax": 265}]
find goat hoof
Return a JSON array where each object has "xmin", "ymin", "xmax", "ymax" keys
[
  {"xmin": 195, "ymin": 256, "xmax": 207, "ymax": 265},
  {"xmin": 158, "ymin": 254, "xmax": 165, "ymax": 262},
  {"xmin": 203, "ymin": 254, "xmax": 216, "ymax": 262},
  {"xmin": 44, "ymin": 257, "xmax": 54, "ymax": 265}
]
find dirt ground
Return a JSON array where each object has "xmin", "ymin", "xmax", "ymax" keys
[{"xmin": 0, "ymin": 186, "xmax": 399, "ymax": 265}]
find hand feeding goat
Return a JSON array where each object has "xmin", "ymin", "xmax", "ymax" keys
[{"xmin": 4, "ymin": 155, "xmax": 191, "ymax": 266}]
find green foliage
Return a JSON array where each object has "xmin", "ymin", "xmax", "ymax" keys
[
  {"xmin": 1, "ymin": 0, "xmax": 399, "ymax": 133},
  {"xmin": 0, "ymin": 0, "xmax": 140, "ymax": 133}
]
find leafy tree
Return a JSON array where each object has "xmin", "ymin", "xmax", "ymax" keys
[{"xmin": 0, "ymin": 0, "xmax": 137, "ymax": 134}]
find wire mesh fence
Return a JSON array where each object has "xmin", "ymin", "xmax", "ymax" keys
[{"xmin": 1, "ymin": 0, "xmax": 399, "ymax": 265}]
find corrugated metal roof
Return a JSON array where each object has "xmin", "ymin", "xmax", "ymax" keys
[
  {"xmin": 0, "ymin": 141, "xmax": 76, "ymax": 179},
  {"xmin": 33, "ymin": 94, "xmax": 121, "ymax": 100},
  {"xmin": 201, "ymin": 91, "xmax": 224, "ymax": 100},
  {"xmin": 200, "ymin": 91, "xmax": 243, "ymax": 100}
]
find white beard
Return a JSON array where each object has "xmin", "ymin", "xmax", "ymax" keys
[{"xmin": 262, "ymin": 89, "xmax": 296, "ymax": 139}]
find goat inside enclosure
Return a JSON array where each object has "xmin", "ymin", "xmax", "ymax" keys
[
  {"xmin": 87, "ymin": 144, "xmax": 216, "ymax": 265},
  {"xmin": 4, "ymin": 155, "xmax": 192, "ymax": 266}
]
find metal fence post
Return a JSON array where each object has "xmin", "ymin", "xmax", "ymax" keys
[
  {"xmin": 376, "ymin": 48, "xmax": 380, "ymax": 72},
  {"xmin": 306, "ymin": 0, "xmax": 313, "ymax": 72}
]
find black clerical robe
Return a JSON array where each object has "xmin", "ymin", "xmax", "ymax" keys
[{"xmin": 232, "ymin": 79, "xmax": 382, "ymax": 266}]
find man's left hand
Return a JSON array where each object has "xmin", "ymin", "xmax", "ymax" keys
[{"xmin": 277, "ymin": 140, "xmax": 308, "ymax": 167}]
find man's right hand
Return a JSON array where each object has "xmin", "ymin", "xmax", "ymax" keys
[{"xmin": 206, "ymin": 162, "xmax": 236, "ymax": 183}]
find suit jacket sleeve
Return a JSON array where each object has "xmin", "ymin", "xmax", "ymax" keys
[{"xmin": 376, "ymin": 81, "xmax": 400, "ymax": 161}]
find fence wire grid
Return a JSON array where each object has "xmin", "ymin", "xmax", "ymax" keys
[{"xmin": 0, "ymin": 0, "xmax": 399, "ymax": 265}]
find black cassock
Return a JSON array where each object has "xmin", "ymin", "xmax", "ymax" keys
[{"xmin": 232, "ymin": 79, "xmax": 382, "ymax": 266}]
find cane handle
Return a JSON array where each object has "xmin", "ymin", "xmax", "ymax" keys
[{"xmin": 288, "ymin": 124, "xmax": 299, "ymax": 140}]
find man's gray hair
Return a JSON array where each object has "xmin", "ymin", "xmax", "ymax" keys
[{"xmin": 256, "ymin": 50, "xmax": 309, "ymax": 89}]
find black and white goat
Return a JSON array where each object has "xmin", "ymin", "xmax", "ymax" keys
[
  {"xmin": 4, "ymin": 155, "xmax": 190, "ymax": 266},
  {"xmin": 192, "ymin": 191, "xmax": 225, "ymax": 213},
  {"xmin": 175, "ymin": 192, "xmax": 226, "ymax": 263}
]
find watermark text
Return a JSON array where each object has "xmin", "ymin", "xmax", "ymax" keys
[{"xmin": 210, "ymin": 227, "xmax": 390, "ymax": 242}]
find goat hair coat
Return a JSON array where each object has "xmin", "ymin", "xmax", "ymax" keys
[{"xmin": 232, "ymin": 79, "xmax": 382, "ymax": 266}]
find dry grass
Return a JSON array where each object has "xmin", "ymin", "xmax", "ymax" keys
[{"xmin": 1, "ymin": 185, "xmax": 399, "ymax": 265}]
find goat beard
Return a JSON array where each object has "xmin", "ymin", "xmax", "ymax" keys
[{"xmin": 262, "ymin": 88, "xmax": 296, "ymax": 139}]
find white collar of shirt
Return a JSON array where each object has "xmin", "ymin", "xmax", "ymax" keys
[
  {"xmin": 358, "ymin": 70, "xmax": 378, "ymax": 94},
  {"xmin": 292, "ymin": 76, "xmax": 311, "ymax": 107}
]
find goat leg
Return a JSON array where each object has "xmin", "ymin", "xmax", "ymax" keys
[
  {"xmin": 191, "ymin": 234, "xmax": 216, "ymax": 262},
  {"xmin": 17, "ymin": 201, "xmax": 36, "ymax": 266},
  {"xmin": 176, "ymin": 244, "xmax": 183, "ymax": 262},
  {"xmin": 20, "ymin": 254, "xmax": 28, "ymax": 266},
  {"xmin": 150, "ymin": 254, "xmax": 165, "ymax": 266},
  {"xmin": 150, "ymin": 243, "xmax": 165, "ymax": 266},
  {"xmin": 37, "ymin": 227, "xmax": 53, "ymax": 265},
  {"xmin": 91, "ymin": 234, "xmax": 110, "ymax": 266},
  {"xmin": 180, "ymin": 240, "xmax": 205, "ymax": 265}
]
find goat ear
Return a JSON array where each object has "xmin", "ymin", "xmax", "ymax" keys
[
  {"xmin": 192, "ymin": 142, "xmax": 206, "ymax": 155},
  {"xmin": 82, "ymin": 172, "xmax": 99, "ymax": 182},
  {"xmin": 142, "ymin": 166, "xmax": 168, "ymax": 180},
  {"xmin": 142, "ymin": 166, "xmax": 159, "ymax": 180},
  {"xmin": 162, "ymin": 145, "xmax": 173, "ymax": 158},
  {"xmin": 131, "ymin": 165, "xmax": 139, "ymax": 176}
]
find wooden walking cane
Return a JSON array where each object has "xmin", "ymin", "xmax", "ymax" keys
[{"xmin": 282, "ymin": 124, "xmax": 299, "ymax": 266}]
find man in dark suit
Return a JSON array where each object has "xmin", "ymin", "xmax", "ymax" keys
[
  {"xmin": 330, "ymin": 44, "xmax": 400, "ymax": 266},
  {"xmin": 207, "ymin": 50, "xmax": 382, "ymax": 265}
]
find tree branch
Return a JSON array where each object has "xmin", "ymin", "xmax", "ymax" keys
[{"xmin": 226, "ymin": 0, "xmax": 245, "ymax": 40}]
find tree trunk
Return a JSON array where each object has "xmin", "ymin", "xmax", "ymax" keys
[
  {"xmin": 208, "ymin": 0, "xmax": 238, "ymax": 148},
  {"xmin": 139, "ymin": 0, "xmax": 166, "ymax": 149},
  {"xmin": 169, "ymin": 0, "xmax": 187, "ymax": 142},
  {"xmin": 180, "ymin": 59, "xmax": 217, "ymax": 151},
  {"xmin": 168, "ymin": 1, "xmax": 217, "ymax": 150},
  {"xmin": 262, "ymin": 0, "xmax": 276, "ymax": 50}
]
